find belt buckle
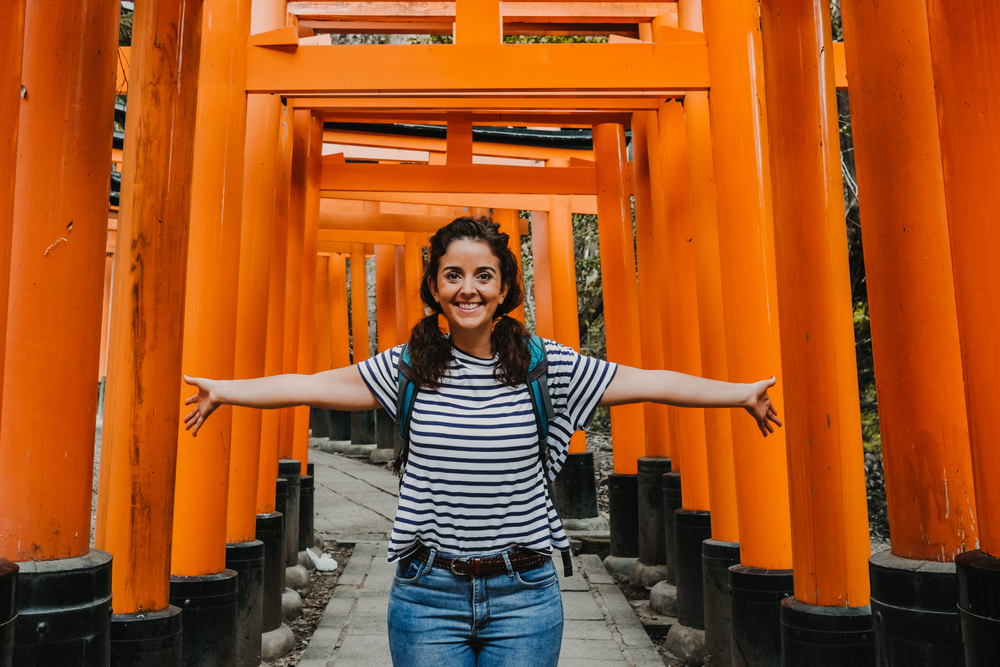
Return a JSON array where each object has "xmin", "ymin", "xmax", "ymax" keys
[{"xmin": 450, "ymin": 557, "xmax": 470, "ymax": 576}]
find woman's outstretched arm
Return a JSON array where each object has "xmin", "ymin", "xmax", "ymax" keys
[
  {"xmin": 598, "ymin": 366, "xmax": 782, "ymax": 437},
  {"xmin": 183, "ymin": 365, "xmax": 380, "ymax": 437}
]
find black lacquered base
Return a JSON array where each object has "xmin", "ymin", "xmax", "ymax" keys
[
  {"xmin": 298, "ymin": 474, "xmax": 314, "ymax": 553},
  {"xmin": 780, "ymin": 597, "xmax": 874, "ymax": 667},
  {"xmin": 350, "ymin": 410, "xmax": 375, "ymax": 444},
  {"xmin": 703, "ymin": 539, "xmax": 740, "ymax": 667},
  {"xmin": 636, "ymin": 458, "xmax": 671, "ymax": 568},
  {"xmin": 169, "ymin": 570, "xmax": 238, "ymax": 667},
  {"xmin": 14, "ymin": 549, "xmax": 112, "ymax": 667},
  {"xmin": 328, "ymin": 410, "xmax": 351, "ymax": 440},
  {"xmin": 869, "ymin": 549, "xmax": 963, "ymax": 666},
  {"xmin": 110, "ymin": 606, "xmax": 183, "ymax": 667},
  {"xmin": 956, "ymin": 549, "xmax": 1000, "ymax": 667},
  {"xmin": 226, "ymin": 540, "xmax": 265, "ymax": 667},
  {"xmin": 729, "ymin": 565, "xmax": 793, "ymax": 667},
  {"xmin": 674, "ymin": 509, "xmax": 710, "ymax": 629},
  {"xmin": 552, "ymin": 451, "xmax": 600, "ymax": 520},
  {"xmin": 661, "ymin": 472, "xmax": 682, "ymax": 583},
  {"xmin": 0, "ymin": 560, "xmax": 17, "ymax": 667},
  {"xmin": 256, "ymin": 512, "xmax": 285, "ymax": 633},
  {"xmin": 278, "ymin": 460, "xmax": 302, "ymax": 568},
  {"xmin": 608, "ymin": 473, "xmax": 639, "ymax": 558}
]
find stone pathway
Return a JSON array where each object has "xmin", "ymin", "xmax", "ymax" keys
[{"xmin": 301, "ymin": 447, "xmax": 663, "ymax": 667}]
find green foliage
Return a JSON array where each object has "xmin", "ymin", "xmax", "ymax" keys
[{"xmin": 119, "ymin": 5, "xmax": 132, "ymax": 47}]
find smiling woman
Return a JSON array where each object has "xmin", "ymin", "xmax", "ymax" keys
[{"xmin": 181, "ymin": 215, "xmax": 780, "ymax": 667}]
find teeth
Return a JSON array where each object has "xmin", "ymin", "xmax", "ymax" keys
[{"xmin": 458, "ymin": 303, "xmax": 480, "ymax": 310}]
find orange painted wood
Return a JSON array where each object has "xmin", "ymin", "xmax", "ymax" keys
[
  {"xmin": 245, "ymin": 42, "xmax": 709, "ymax": 94},
  {"xmin": 395, "ymin": 246, "xmax": 410, "ymax": 344},
  {"xmin": 329, "ymin": 254, "xmax": 352, "ymax": 368},
  {"xmin": 315, "ymin": 256, "xmax": 333, "ymax": 373},
  {"xmin": 307, "ymin": 97, "xmax": 657, "ymax": 113},
  {"xmin": 376, "ymin": 245, "xmax": 399, "ymax": 351},
  {"xmin": 258, "ymin": 104, "xmax": 293, "ymax": 510},
  {"xmin": 116, "ymin": 46, "xmax": 131, "ymax": 94},
  {"xmin": 320, "ymin": 205, "xmax": 527, "ymax": 234},
  {"xmin": 494, "ymin": 208, "xmax": 525, "ymax": 322},
  {"xmin": 351, "ymin": 244, "xmax": 371, "ymax": 362},
  {"xmin": 593, "ymin": 124, "xmax": 645, "ymax": 475},
  {"xmin": 446, "ymin": 121, "xmax": 474, "ymax": 165},
  {"xmin": 319, "ymin": 241, "xmax": 376, "ymax": 255},
  {"xmin": 323, "ymin": 190, "xmax": 599, "ymax": 215},
  {"xmin": 761, "ymin": 0, "xmax": 870, "ymax": 606},
  {"xmin": 841, "ymin": 0, "xmax": 977, "ymax": 561},
  {"xmin": 321, "ymin": 128, "xmax": 594, "ymax": 161},
  {"xmin": 0, "ymin": 2, "xmax": 24, "ymax": 385},
  {"xmin": 529, "ymin": 211, "xmax": 555, "ymax": 340},
  {"xmin": 630, "ymin": 111, "xmax": 671, "ymax": 461},
  {"xmin": 321, "ymin": 163, "xmax": 596, "ymax": 195},
  {"xmin": 98, "ymin": 255, "xmax": 113, "ymax": 380},
  {"xmin": 455, "ymin": 0, "xmax": 502, "ymax": 43},
  {"xmin": 1, "ymin": 0, "xmax": 117, "ymax": 564},
  {"xmin": 701, "ymin": 0, "xmax": 791, "ymax": 570},
  {"xmin": 926, "ymin": 0, "xmax": 1000, "ymax": 556},
  {"xmin": 832, "ymin": 42, "xmax": 847, "ymax": 90},
  {"xmin": 288, "ymin": 1, "xmax": 678, "ymax": 23},
  {"xmin": 657, "ymin": 101, "xmax": 709, "ymax": 511},
  {"xmin": 98, "ymin": 0, "xmax": 203, "ymax": 600},
  {"xmin": 682, "ymin": 91, "xmax": 739, "ymax": 544},
  {"xmin": 319, "ymin": 229, "xmax": 407, "ymax": 245},
  {"xmin": 404, "ymin": 233, "xmax": 426, "ymax": 333},
  {"xmin": 319, "ymin": 110, "xmax": 633, "ymax": 127}
]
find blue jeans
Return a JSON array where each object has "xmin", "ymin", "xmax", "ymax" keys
[{"xmin": 388, "ymin": 548, "xmax": 564, "ymax": 667}]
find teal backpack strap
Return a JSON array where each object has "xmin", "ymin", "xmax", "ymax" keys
[{"xmin": 393, "ymin": 344, "xmax": 417, "ymax": 477}]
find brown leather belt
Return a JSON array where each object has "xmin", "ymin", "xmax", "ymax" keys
[{"xmin": 412, "ymin": 546, "xmax": 548, "ymax": 576}]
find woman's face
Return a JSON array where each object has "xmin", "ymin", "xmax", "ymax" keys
[{"xmin": 428, "ymin": 238, "xmax": 509, "ymax": 335}]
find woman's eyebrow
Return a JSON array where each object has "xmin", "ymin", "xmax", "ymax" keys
[{"xmin": 475, "ymin": 266, "xmax": 496, "ymax": 273}]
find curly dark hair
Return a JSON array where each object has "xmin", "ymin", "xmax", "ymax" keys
[{"xmin": 407, "ymin": 216, "xmax": 530, "ymax": 388}]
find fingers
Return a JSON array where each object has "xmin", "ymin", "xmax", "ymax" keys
[{"xmin": 185, "ymin": 393, "xmax": 198, "ymax": 406}]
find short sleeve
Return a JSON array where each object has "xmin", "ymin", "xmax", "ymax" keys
[
  {"xmin": 541, "ymin": 340, "xmax": 618, "ymax": 480},
  {"xmin": 357, "ymin": 345, "xmax": 403, "ymax": 420}
]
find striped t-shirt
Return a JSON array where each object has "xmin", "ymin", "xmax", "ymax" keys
[{"xmin": 358, "ymin": 338, "xmax": 617, "ymax": 562}]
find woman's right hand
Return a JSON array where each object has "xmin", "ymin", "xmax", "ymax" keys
[{"xmin": 183, "ymin": 374, "xmax": 220, "ymax": 437}]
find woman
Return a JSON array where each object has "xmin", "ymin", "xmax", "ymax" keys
[{"xmin": 184, "ymin": 216, "xmax": 781, "ymax": 667}]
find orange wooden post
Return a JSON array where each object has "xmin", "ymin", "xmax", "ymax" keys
[
  {"xmin": 592, "ymin": 124, "xmax": 645, "ymax": 474},
  {"xmin": 350, "ymin": 244, "xmax": 371, "ymax": 362},
  {"xmin": 494, "ymin": 208, "xmax": 524, "ymax": 322},
  {"xmin": 630, "ymin": 112, "xmax": 671, "ymax": 462},
  {"xmin": 395, "ymin": 246, "xmax": 410, "ymax": 343},
  {"xmin": 330, "ymin": 254, "xmax": 351, "ymax": 369},
  {"xmin": 293, "ymin": 114, "xmax": 323, "ymax": 473},
  {"xmin": 546, "ymin": 162, "xmax": 586, "ymax": 455},
  {"xmin": 447, "ymin": 121, "xmax": 474, "ymax": 166},
  {"xmin": 404, "ymin": 233, "xmax": 426, "ymax": 332},
  {"xmin": 454, "ymin": 0, "xmax": 502, "ymax": 44},
  {"xmin": 841, "ymin": 0, "xmax": 979, "ymax": 659},
  {"xmin": 258, "ymin": 104, "xmax": 292, "ymax": 507},
  {"xmin": 314, "ymin": 255, "xmax": 333, "ymax": 372},
  {"xmin": 760, "ymin": 0, "xmax": 871, "ymax": 621},
  {"xmin": 98, "ymin": 254, "xmax": 114, "ymax": 380},
  {"xmin": 376, "ymin": 245, "xmax": 399, "ymax": 351},
  {"xmin": 529, "ymin": 212, "xmax": 555, "ymax": 340},
  {"xmin": 925, "ymin": 1, "xmax": 1000, "ymax": 654},
  {"xmin": 699, "ymin": 0, "xmax": 793, "ymax": 656},
  {"xmin": 97, "ymin": 0, "xmax": 201, "ymax": 634}
]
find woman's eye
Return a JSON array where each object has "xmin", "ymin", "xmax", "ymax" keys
[
  {"xmin": 446, "ymin": 272, "xmax": 461, "ymax": 281},
  {"xmin": 477, "ymin": 273, "xmax": 492, "ymax": 281}
]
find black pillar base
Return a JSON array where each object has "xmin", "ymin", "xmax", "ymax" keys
[
  {"xmin": 225, "ymin": 540, "xmax": 265, "ymax": 667},
  {"xmin": 168, "ymin": 570, "xmax": 238, "ymax": 667},
  {"xmin": 14, "ymin": 548, "xmax": 112, "ymax": 667},
  {"xmin": 255, "ymin": 512, "xmax": 285, "ymax": 634},
  {"xmin": 729, "ymin": 565, "xmax": 793, "ymax": 667},
  {"xmin": 278, "ymin": 460, "xmax": 301, "ymax": 568},
  {"xmin": 637, "ymin": 457, "xmax": 671, "ymax": 568},
  {"xmin": 374, "ymin": 408, "xmax": 394, "ymax": 451},
  {"xmin": 956, "ymin": 549, "xmax": 1000, "ymax": 666},
  {"xmin": 309, "ymin": 407, "xmax": 330, "ymax": 439},
  {"xmin": 870, "ymin": 549, "xmax": 963, "ymax": 666},
  {"xmin": 0, "ymin": 560, "xmax": 17, "ymax": 667},
  {"xmin": 675, "ymin": 509, "xmax": 711, "ymax": 629},
  {"xmin": 350, "ymin": 410, "xmax": 375, "ymax": 445},
  {"xmin": 661, "ymin": 472, "xmax": 683, "ymax": 583},
  {"xmin": 608, "ymin": 473, "xmax": 639, "ymax": 557},
  {"xmin": 552, "ymin": 451, "xmax": 600, "ymax": 520},
  {"xmin": 329, "ymin": 410, "xmax": 351, "ymax": 440},
  {"xmin": 298, "ymin": 474, "xmax": 314, "ymax": 553},
  {"xmin": 110, "ymin": 606, "xmax": 182, "ymax": 667},
  {"xmin": 779, "ymin": 597, "xmax": 874, "ymax": 667},
  {"xmin": 703, "ymin": 539, "xmax": 740, "ymax": 667}
]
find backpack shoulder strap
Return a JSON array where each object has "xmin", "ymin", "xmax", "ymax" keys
[
  {"xmin": 393, "ymin": 344, "xmax": 417, "ymax": 477},
  {"xmin": 525, "ymin": 335, "xmax": 555, "ymax": 458}
]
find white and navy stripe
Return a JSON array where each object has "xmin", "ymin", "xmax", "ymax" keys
[{"xmin": 358, "ymin": 339, "xmax": 617, "ymax": 563}]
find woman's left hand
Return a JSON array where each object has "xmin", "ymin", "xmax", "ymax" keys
[{"xmin": 745, "ymin": 377, "xmax": 782, "ymax": 437}]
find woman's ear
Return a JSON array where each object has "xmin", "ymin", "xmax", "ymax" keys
[
  {"xmin": 427, "ymin": 275, "xmax": 441, "ymax": 303},
  {"xmin": 499, "ymin": 282, "xmax": 510, "ymax": 304}
]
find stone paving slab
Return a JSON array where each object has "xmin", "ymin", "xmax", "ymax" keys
[{"xmin": 300, "ymin": 448, "xmax": 664, "ymax": 667}]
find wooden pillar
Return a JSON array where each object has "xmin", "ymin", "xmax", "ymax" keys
[
  {"xmin": 314, "ymin": 255, "xmax": 333, "ymax": 372},
  {"xmin": 330, "ymin": 254, "xmax": 351, "ymax": 369},
  {"xmin": 446, "ymin": 121, "xmax": 473, "ymax": 165},
  {"xmin": 630, "ymin": 112, "xmax": 672, "ymax": 462},
  {"xmin": 292, "ymin": 114, "xmax": 323, "ymax": 473},
  {"xmin": 1, "ymin": 0, "xmax": 118, "ymax": 562},
  {"xmin": 404, "ymin": 233, "xmax": 425, "ymax": 332},
  {"xmin": 529, "ymin": 211, "xmax": 555, "ymax": 340},
  {"xmin": 593, "ymin": 123, "xmax": 646, "ymax": 474},
  {"xmin": 376, "ymin": 245, "xmax": 399, "ymax": 351},
  {"xmin": 494, "ymin": 208, "xmax": 524, "ymax": 322},
  {"xmin": 454, "ymin": 0, "xmax": 502, "ymax": 44},
  {"xmin": 394, "ymin": 245, "xmax": 409, "ymax": 343},
  {"xmin": 98, "ymin": 254, "xmax": 114, "ymax": 380},
  {"xmin": 350, "ymin": 244, "xmax": 370, "ymax": 362},
  {"xmin": 760, "ymin": 0, "xmax": 871, "ymax": 607},
  {"xmin": 547, "ymin": 163, "xmax": 586, "ymax": 454},
  {"xmin": 97, "ymin": 0, "xmax": 203, "ymax": 602},
  {"xmin": 232, "ymin": 0, "xmax": 285, "ymax": 517},
  {"xmin": 257, "ymin": 103, "xmax": 292, "ymax": 505},
  {"xmin": 700, "ymin": 0, "xmax": 791, "ymax": 569},
  {"xmin": 841, "ymin": 0, "xmax": 976, "ymax": 561}
]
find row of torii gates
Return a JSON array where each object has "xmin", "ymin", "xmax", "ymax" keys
[{"xmin": 1, "ymin": 0, "xmax": 999, "ymax": 666}]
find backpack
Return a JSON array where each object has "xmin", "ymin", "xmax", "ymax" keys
[{"xmin": 392, "ymin": 335, "xmax": 573, "ymax": 576}]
